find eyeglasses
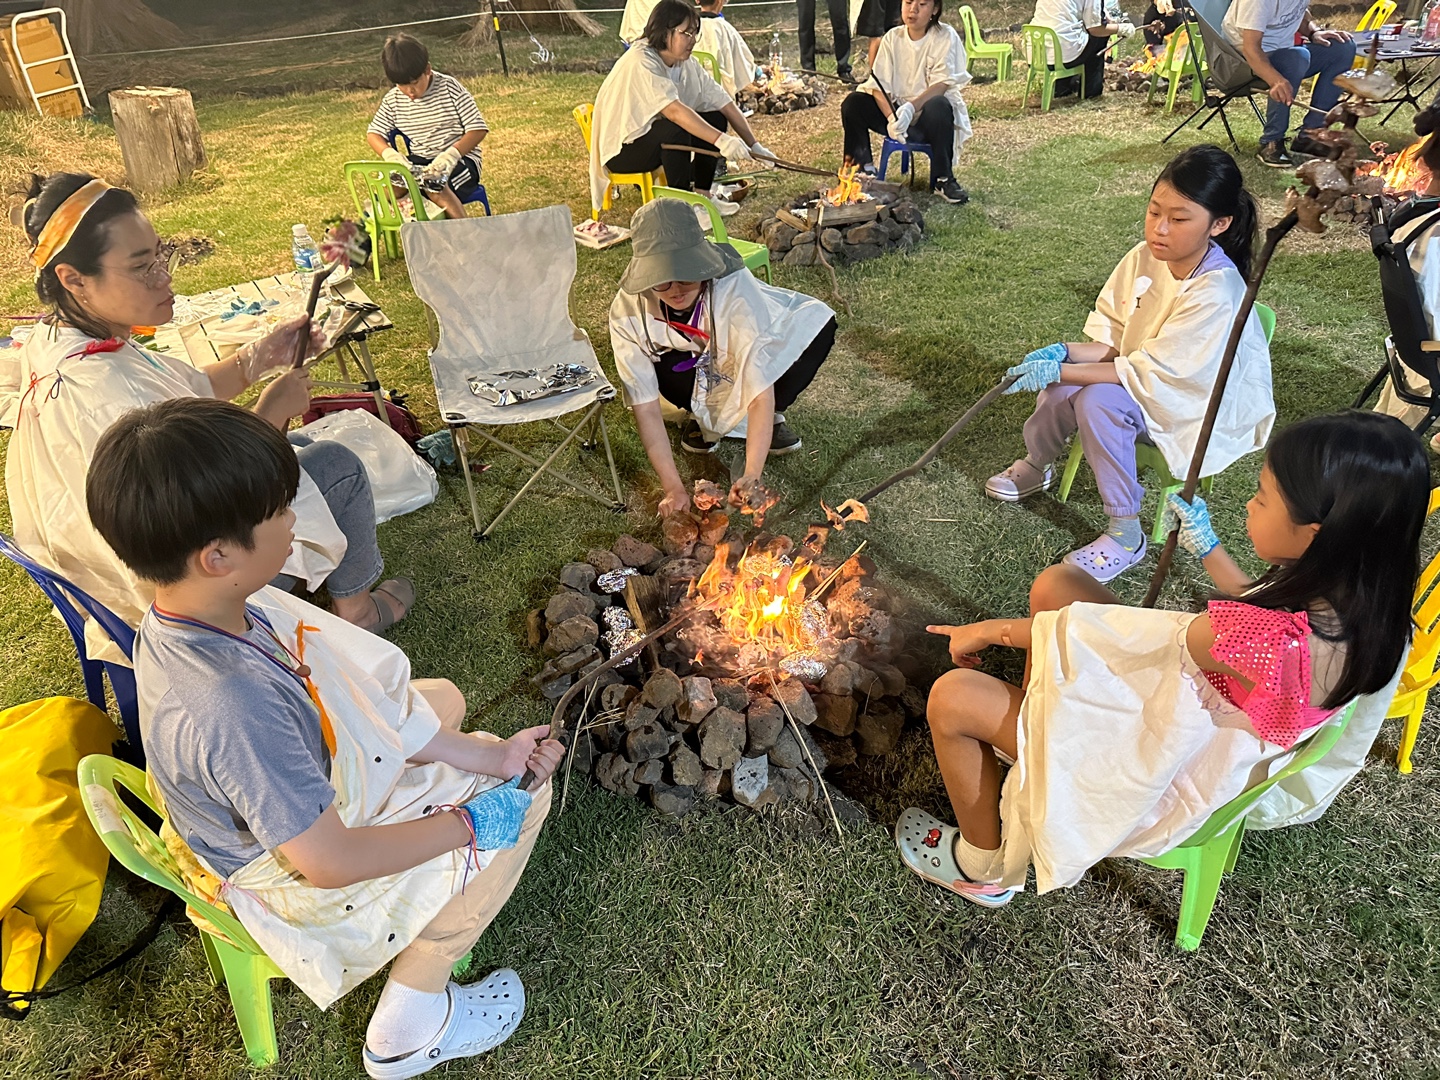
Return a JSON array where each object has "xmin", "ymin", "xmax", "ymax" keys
[
  {"xmin": 100, "ymin": 243, "xmax": 179, "ymax": 287},
  {"xmin": 675, "ymin": 25, "xmax": 699, "ymax": 39}
]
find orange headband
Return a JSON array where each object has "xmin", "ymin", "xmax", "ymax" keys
[{"xmin": 30, "ymin": 179, "xmax": 112, "ymax": 272}]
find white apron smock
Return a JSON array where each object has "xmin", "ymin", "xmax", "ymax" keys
[
  {"xmin": 857, "ymin": 23, "xmax": 972, "ymax": 165},
  {"xmin": 609, "ymin": 269, "xmax": 835, "ymax": 440},
  {"xmin": 619, "ymin": 0, "xmax": 659, "ymax": 44},
  {"xmin": 589, "ymin": 44, "xmax": 734, "ymax": 213},
  {"xmin": 696, "ymin": 16, "xmax": 757, "ymax": 96},
  {"xmin": 997, "ymin": 602, "xmax": 1400, "ymax": 892},
  {"xmin": 203, "ymin": 586, "xmax": 514, "ymax": 1009},
  {"xmin": 1083, "ymin": 241, "xmax": 1276, "ymax": 478},
  {"xmin": 1029, "ymin": 0, "xmax": 1105, "ymax": 63},
  {"xmin": 2, "ymin": 325, "xmax": 345, "ymax": 665}
]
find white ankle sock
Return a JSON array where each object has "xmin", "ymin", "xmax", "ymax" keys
[
  {"xmin": 366, "ymin": 981, "xmax": 450, "ymax": 1058},
  {"xmin": 951, "ymin": 833, "xmax": 1004, "ymax": 883}
]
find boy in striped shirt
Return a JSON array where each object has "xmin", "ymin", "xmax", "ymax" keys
[{"xmin": 366, "ymin": 34, "xmax": 489, "ymax": 219}]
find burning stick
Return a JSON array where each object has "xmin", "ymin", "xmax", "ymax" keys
[{"xmin": 810, "ymin": 540, "xmax": 869, "ymax": 601}]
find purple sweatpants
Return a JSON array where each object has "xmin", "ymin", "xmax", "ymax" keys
[{"xmin": 1023, "ymin": 383, "xmax": 1147, "ymax": 517}]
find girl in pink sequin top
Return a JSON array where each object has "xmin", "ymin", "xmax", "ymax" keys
[{"xmin": 903, "ymin": 412, "xmax": 1429, "ymax": 904}]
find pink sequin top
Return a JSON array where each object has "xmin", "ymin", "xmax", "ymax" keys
[{"xmin": 1201, "ymin": 600, "xmax": 1338, "ymax": 750}]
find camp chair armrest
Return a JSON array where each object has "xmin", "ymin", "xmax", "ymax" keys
[{"xmin": 1422, "ymin": 341, "xmax": 1440, "ymax": 352}]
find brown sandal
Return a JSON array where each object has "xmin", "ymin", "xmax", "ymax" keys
[{"xmin": 365, "ymin": 577, "xmax": 415, "ymax": 634}]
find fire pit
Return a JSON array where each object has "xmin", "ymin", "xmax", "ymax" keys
[
  {"xmin": 528, "ymin": 486, "xmax": 928, "ymax": 817},
  {"xmin": 753, "ymin": 171, "xmax": 926, "ymax": 268},
  {"xmin": 1331, "ymin": 141, "xmax": 1435, "ymax": 222},
  {"xmin": 737, "ymin": 68, "xmax": 828, "ymax": 115}
]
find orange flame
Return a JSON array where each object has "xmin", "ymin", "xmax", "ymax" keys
[
  {"xmin": 692, "ymin": 541, "xmax": 819, "ymax": 664},
  {"xmin": 1360, "ymin": 140, "xmax": 1434, "ymax": 196},
  {"xmin": 825, "ymin": 164, "xmax": 867, "ymax": 206}
]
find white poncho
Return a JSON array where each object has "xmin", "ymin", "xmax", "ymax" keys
[
  {"xmin": 609, "ymin": 268, "xmax": 834, "ymax": 440},
  {"xmin": 589, "ymin": 44, "xmax": 733, "ymax": 213},
  {"xmin": 1083, "ymin": 241, "xmax": 1276, "ymax": 478},
  {"xmin": 857, "ymin": 23, "xmax": 972, "ymax": 165},
  {"xmin": 2, "ymin": 324, "xmax": 346, "ymax": 664},
  {"xmin": 696, "ymin": 15, "xmax": 757, "ymax": 96}
]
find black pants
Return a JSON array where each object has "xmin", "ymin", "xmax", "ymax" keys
[
  {"xmin": 606, "ymin": 111, "xmax": 728, "ymax": 191},
  {"xmin": 840, "ymin": 92, "xmax": 954, "ymax": 183},
  {"xmin": 797, "ymin": 0, "xmax": 852, "ymax": 76},
  {"xmin": 654, "ymin": 316, "xmax": 837, "ymax": 415},
  {"xmin": 1142, "ymin": 4, "xmax": 1185, "ymax": 49},
  {"xmin": 1053, "ymin": 33, "xmax": 1108, "ymax": 99}
]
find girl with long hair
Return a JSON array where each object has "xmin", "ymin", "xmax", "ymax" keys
[
  {"xmin": 986, "ymin": 144, "xmax": 1276, "ymax": 583},
  {"xmin": 902, "ymin": 410, "xmax": 1428, "ymax": 907}
]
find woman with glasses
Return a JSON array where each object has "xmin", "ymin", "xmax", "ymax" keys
[
  {"xmin": 589, "ymin": 0, "xmax": 775, "ymax": 220},
  {"xmin": 2, "ymin": 172, "xmax": 415, "ymax": 663}
]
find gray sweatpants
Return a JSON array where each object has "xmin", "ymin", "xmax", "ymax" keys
[{"xmin": 1023, "ymin": 383, "xmax": 1148, "ymax": 518}]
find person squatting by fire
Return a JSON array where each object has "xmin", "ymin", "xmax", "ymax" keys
[
  {"xmin": 609, "ymin": 198, "xmax": 837, "ymax": 516},
  {"xmin": 984, "ymin": 145, "xmax": 1276, "ymax": 583}
]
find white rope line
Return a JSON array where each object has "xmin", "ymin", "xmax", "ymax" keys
[{"xmin": 86, "ymin": 2, "xmax": 793, "ymax": 59}]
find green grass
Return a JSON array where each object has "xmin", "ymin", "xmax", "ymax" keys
[{"xmin": 4, "ymin": 59, "xmax": 1440, "ymax": 1080}]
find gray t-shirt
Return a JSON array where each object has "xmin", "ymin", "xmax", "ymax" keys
[{"xmin": 135, "ymin": 607, "xmax": 336, "ymax": 878}]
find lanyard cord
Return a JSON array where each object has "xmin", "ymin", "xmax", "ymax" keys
[{"xmin": 642, "ymin": 284, "xmax": 714, "ymax": 358}]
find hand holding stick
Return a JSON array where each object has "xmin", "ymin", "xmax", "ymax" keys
[{"xmin": 291, "ymin": 262, "xmax": 336, "ymax": 368}]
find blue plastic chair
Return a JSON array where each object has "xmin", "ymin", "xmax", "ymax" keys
[
  {"xmin": 0, "ymin": 533, "xmax": 140, "ymax": 752},
  {"xmin": 386, "ymin": 130, "xmax": 492, "ymax": 215},
  {"xmin": 877, "ymin": 137, "xmax": 935, "ymax": 189}
]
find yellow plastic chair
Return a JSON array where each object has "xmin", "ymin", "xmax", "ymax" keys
[
  {"xmin": 1056, "ymin": 302, "xmax": 1276, "ymax": 542},
  {"xmin": 76, "ymin": 754, "xmax": 287, "ymax": 1066},
  {"xmin": 1385, "ymin": 486, "xmax": 1440, "ymax": 773},
  {"xmin": 1146, "ymin": 23, "xmax": 1206, "ymax": 113},
  {"xmin": 574, "ymin": 102, "xmax": 659, "ymax": 221},
  {"xmin": 692, "ymin": 49, "xmax": 723, "ymax": 84},
  {"xmin": 1022, "ymin": 24, "xmax": 1085, "ymax": 110},
  {"xmin": 1357, "ymin": 0, "xmax": 1397, "ymax": 29},
  {"xmin": 958, "ymin": 5, "xmax": 1013, "ymax": 80},
  {"xmin": 653, "ymin": 185, "xmax": 772, "ymax": 283}
]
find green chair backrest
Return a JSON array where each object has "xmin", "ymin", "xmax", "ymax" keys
[
  {"xmin": 1174, "ymin": 701, "xmax": 1357, "ymax": 850},
  {"xmin": 692, "ymin": 50, "xmax": 722, "ymax": 84},
  {"xmin": 77, "ymin": 754, "xmax": 263, "ymax": 953},
  {"xmin": 1022, "ymin": 24, "xmax": 1071, "ymax": 72},
  {"xmin": 958, "ymin": 5, "xmax": 984, "ymax": 49},
  {"xmin": 654, "ymin": 184, "xmax": 733, "ymax": 243},
  {"xmin": 344, "ymin": 161, "xmax": 431, "ymax": 229},
  {"xmin": 1254, "ymin": 301, "xmax": 1276, "ymax": 343}
]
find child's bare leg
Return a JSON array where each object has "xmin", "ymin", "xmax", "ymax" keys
[
  {"xmin": 927, "ymin": 667, "xmax": 1023, "ymax": 849},
  {"xmin": 426, "ymin": 187, "xmax": 466, "ymax": 219},
  {"xmin": 1024, "ymin": 563, "xmax": 1122, "ymax": 684}
]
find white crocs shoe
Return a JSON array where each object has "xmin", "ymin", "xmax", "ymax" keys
[
  {"xmin": 1062, "ymin": 533, "xmax": 1147, "ymax": 584},
  {"xmin": 363, "ymin": 969, "xmax": 525, "ymax": 1079},
  {"xmin": 984, "ymin": 459, "xmax": 1054, "ymax": 502}
]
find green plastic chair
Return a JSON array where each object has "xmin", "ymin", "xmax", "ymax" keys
[
  {"xmin": 692, "ymin": 49, "xmax": 723, "ymax": 85},
  {"xmin": 1056, "ymin": 302, "xmax": 1276, "ymax": 542},
  {"xmin": 1146, "ymin": 22, "xmax": 1206, "ymax": 113},
  {"xmin": 1022, "ymin": 24, "xmax": 1085, "ymax": 110},
  {"xmin": 1137, "ymin": 700, "xmax": 1357, "ymax": 951},
  {"xmin": 958, "ymin": 5, "xmax": 1012, "ymax": 80},
  {"xmin": 654, "ymin": 185, "xmax": 773, "ymax": 284},
  {"xmin": 76, "ymin": 754, "xmax": 286, "ymax": 1066},
  {"xmin": 346, "ymin": 157, "xmax": 497, "ymax": 282}
]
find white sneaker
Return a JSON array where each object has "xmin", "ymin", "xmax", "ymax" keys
[
  {"xmin": 362, "ymin": 970, "xmax": 525, "ymax": 1079},
  {"xmin": 705, "ymin": 192, "xmax": 740, "ymax": 218},
  {"xmin": 984, "ymin": 459, "xmax": 1054, "ymax": 502}
]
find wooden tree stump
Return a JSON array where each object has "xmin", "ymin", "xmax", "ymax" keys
[{"xmin": 108, "ymin": 86, "xmax": 206, "ymax": 194}]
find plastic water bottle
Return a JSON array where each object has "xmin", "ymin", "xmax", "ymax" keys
[
  {"xmin": 768, "ymin": 32, "xmax": 783, "ymax": 76},
  {"xmin": 1423, "ymin": 0, "xmax": 1440, "ymax": 44},
  {"xmin": 291, "ymin": 224, "xmax": 320, "ymax": 282}
]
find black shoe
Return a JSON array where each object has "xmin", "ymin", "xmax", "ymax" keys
[
  {"xmin": 770, "ymin": 420, "xmax": 802, "ymax": 454},
  {"xmin": 837, "ymin": 68, "xmax": 859, "ymax": 85},
  {"xmin": 680, "ymin": 419, "xmax": 715, "ymax": 454},
  {"xmin": 936, "ymin": 178, "xmax": 970, "ymax": 204},
  {"xmin": 1256, "ymin": 141, "xmax": 1293, "ymax": 168},
  {"xmin": 1287, "ymin": 132, "xmax": 1326, "ymax": 159}
]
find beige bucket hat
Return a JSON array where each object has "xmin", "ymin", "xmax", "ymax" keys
[{"xmin": 618, "ymin": 197, "xmax": 745, "ymax": 294}]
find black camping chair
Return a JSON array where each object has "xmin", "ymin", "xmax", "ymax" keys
[
  {"xmin": 1162, "ymin": 0, "xmax": 1269, "ymax": 150},
  {"xmin": 1353, "ymin": 197, "xmax": 1440, "ymax": 435}
]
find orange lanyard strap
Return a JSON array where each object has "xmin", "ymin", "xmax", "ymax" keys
[{"xmin": 294, "ymin": 621, "xmax": 337, "ymax": 756}]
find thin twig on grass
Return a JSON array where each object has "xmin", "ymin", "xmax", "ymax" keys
[
  {"xmin": 766, "ymin": 667, "xmax": 843, "ymax": 840},
  {"xmin": 558, "ymin": 681, "xmax": 601, "ymax": 814}
]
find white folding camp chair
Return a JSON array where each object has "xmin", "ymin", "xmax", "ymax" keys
[{"xmin": 401, "ymin": 206, "xmax": 625, "ymax": 539}]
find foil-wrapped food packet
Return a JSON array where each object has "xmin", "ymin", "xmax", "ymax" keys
[{"xmin": 468, "ymin": 363, "xmax": 597, "ymax": 406}]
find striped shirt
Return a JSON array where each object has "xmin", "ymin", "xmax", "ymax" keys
[{"xmin": 367, "ymin": 70, "xmax": 488, "ymax": 171}]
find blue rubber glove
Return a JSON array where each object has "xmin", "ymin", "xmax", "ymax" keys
[
  {"xmin": 459, "ymin": 778, "xmax": 532, "ymax": 850},
  {"xmin": 1163, "ymin": 492, "xmax": 1221, "ymax": 558},
  {"xmin": 1002, "ymin": 342, "xmax": 1069, "ymax": 394}
]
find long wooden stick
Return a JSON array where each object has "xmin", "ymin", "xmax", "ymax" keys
[
  {"xmin": 1140, "ymin": 210, "xmax": 1299, "ymax": 608},
  {"xmin": 660, "ymin": 143, "xmax": 836, "ymax": 177},
  {"xmin": 291, "ymin": 262, "xmax": 336, "ymax": 368}
]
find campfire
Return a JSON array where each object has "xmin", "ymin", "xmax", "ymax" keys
[
  {"xmin": 736, "ymin": 68, "xmax": 828, "ymax": 115},
  {"xmin": 529, "ymin": 484, "xmax": 928, "ymax": 817},
  {"xmin": 1359, "ymin": 140, "xmax": 1433, "ymax": 196},
  {"xmin": 754, "ymin": 182, "xmax": 925, "ymax": 268},
  {"xmin": 825, "ymin": 164, "xmax": 871, "ymax": 207}
]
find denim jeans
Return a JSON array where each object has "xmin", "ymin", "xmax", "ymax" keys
[
  {"xmin": 1261, "ymin": 37, "xmax": 1357, "ymax": 144},
  {"xmin": 272, "ymin": 434, "xmax": 383, "ymax": 599}
]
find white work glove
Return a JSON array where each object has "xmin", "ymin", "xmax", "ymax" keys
[
  {"xmin": 426, "ymin": 145, "xmax": 464, "ymax": 179},
  {"xmin": 380, "ymin": 146, "xmax": 408, "ymax": 165},
  {"xmin": 887, "ymin": 101, "xmax": 914, "ymax": 142},
  {"xmin": 1116, "ymin": 18, "xmax": 1136, "ymax": 36},
  {"xmin": 715, "ymin": 132, "xmax": 753, "ymax": 167},
  {"xmin": 748, "ymin": 140, "xmax": 777, "ymax": 170}
]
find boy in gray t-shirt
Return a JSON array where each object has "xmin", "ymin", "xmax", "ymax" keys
[{"xmin": 87, "ymin": 397, "xmax": 563, "ymax": 1080}]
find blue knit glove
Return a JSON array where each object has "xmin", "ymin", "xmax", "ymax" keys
[
  {"xmin": 459, "ymin": 779, "xmax": 532, "ymax": 850},
  {"xmin": 1002, "ymin": 342, "xmax": 1069, "ymax": 394},
  {"xmin": 1163, "ymin": 492, "xmax": 1221, "ymax": 558}
]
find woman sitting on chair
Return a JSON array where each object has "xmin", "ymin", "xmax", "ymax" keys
[
  {"xmin": 609, "ymin": 199, "xmax": 836, "ymax": 516},
  {"xmin": 839, "ymin": 0, "xmax": 973, "ymax": 204},
  {"xmin": 589, "ymin": 0, "xmax": 774, "ymax": 219},
  {"xmin": 0, "ymin": 172, "xmax": 415, "ymax": 660}
]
